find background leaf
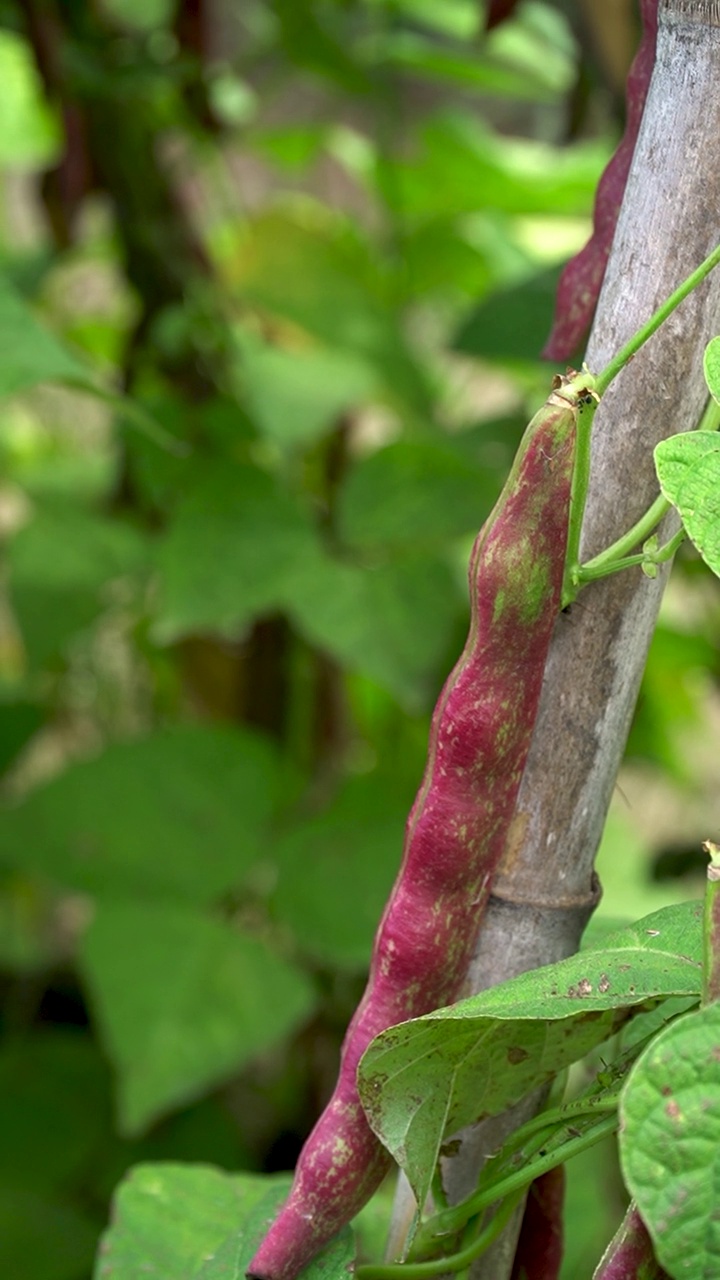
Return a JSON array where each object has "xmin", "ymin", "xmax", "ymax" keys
[
  {"xmin": 0, "ymin": 725, "xmax": 282, "ymax": 903},
  {"xmin": 0, "ymin": 274, "xmax": 96, "ymax": 397},
  {"xmin": 80, "ymin": 899, "xmax": 316, "ymax": 1134},
  {"xmin": 153, "ymin": 463, "xmax": 320, "ymax": 642},
  {"xmin": 337, "ymin": 440, "xmax": 496, "ymax": 550},
  {"xmin": 286, "ymin": 549, "xmax": 461, "ymax": 709},
  {"xmin": 271, "ymin": 773, "xmax": 411, "ymax": 969}
]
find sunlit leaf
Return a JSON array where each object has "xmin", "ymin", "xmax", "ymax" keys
[
  {"xmin": 96, "ymin": 1163, "xmax": 355, "ymax": 1280},
  {"xmin": 703, "ymin": 335, "xmax": 720, "ymax": 403},
  {"xmin": 0, "ymin": 31, "xmax": 61, "ymax": 168},
  {"xmin": 654, "ymin": 431, "xmax": 720, "ymax": 578}
]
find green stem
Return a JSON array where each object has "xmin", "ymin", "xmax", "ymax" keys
[
  {"xmin": 593, "ymin": 242, "xmax": 720, "ymax": 398},
  {"xmin": 577, "ymin": 491, "xmax": 671, "ymax": 583},
  {"xmin": 562, "ymin": 391, "xmax": 601, "ymax": 603},
  {"xmin": 416, "ymin": 1095, "xmax": 619, "ymax": 1248},
  {"xmin": 356, "ymin": 1191, "xmax": 525, "ymax": 1280},
  {"xmin": 357, "ymin": 1115, "xmax": 618, "ymax": 1280},
  {"xmin": 573, "ymin": 395, "xmax": 720, "ymax": 590},
  {"xmin": 561, "ymin": 245, "xmax": 720, "ymax": 601},
  {"xmin": 576, "ymin": 526, "xmax": 686, "ymax": 586}
]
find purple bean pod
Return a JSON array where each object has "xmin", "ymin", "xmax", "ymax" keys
[
  {"xmin": 248, "ymin": 373, "xmax": 592, "ymax": 1280},
  {"xmin": 543, "ymin": 0, "xmax": 658, "ymax": 361}
]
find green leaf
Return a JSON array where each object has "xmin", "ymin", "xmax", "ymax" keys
[
  {"xmin": 337, "ymin": 441, "xmax": 494, "ymax": 550},
  {"xmin": 358, "ymin": 902, "xmax": 702, "ymax": 1208},
  {"xmin": 382, "ymin": 114, "xmax": 609, "ymax": 224},
  {"xmin": 620, "ymin": 1003, "xmax": 720, "ymax": 1280},
  {"xmin": 0, "ymin": 725, "xmax": 281, "ymax": 903},
  {"xmin": 0, "ymin": 275, "xmax": 96, "ymax": 398},
  {"xmin": 224, "ymin": 213, "xmax": 431, "ymax": 413},
  {"xmin": 0, "ymin": 1030, "xmax": 108, "ymax": 1193},
  {"xmin": 95, "ymin": 1162, "xmax": 354, "ymax": 1280},
  {"xmin": 0, "ymin": 31, "xmax": 61, "ymax": 169},
  {"xmin": 654, "ymin": 431, "xmax": 720, "ymax": 577},
  {"xmin": 96, "ymin": 1164, "xmax": 287, "ymax": 1279},
  {"xmin": 367, "ymin": 0, "xmax": 480, "ymax": 41},
  {"xmin": 196, "ymin": 1225, "xmax": 354, "ymax": 1280},
  {"xmin": 703, "ymin": 335, "xmax": 720, "ymax": 404},
  {"xmin": 100, "ymin": 0, "xmax": 175, "ymax": 30},
  {"xmin": 273, "ymin": 0, "xmax": 373, "ymax": 95},
  {"xmin": 0, "ymin": 1188, "xmax": 98, "ymax": 1280},
  {"xmin": 0, "ymin": 696, "xmax": 44, "ymax": 776},
  {"xmin": 453, "ymin": 264, "xmax": 564, "ymax": 361},
  {"xmin": 397, "ymin": 219, "xmax": 492, "ymax": 301},
  {"xmin": 239, "ymin": 335, "xmax": 378, "ymax": 448},
  {"xmin": 153, "ymin": 462, "xmax": 320, "ymax": 642},
  {"xmin": 9, "ymin": 503, "xmax": 147, "ymax": 669},
  {"xmin": 271, "ymin": 774, "xmax": 410, "ymax": 969},
  {"xmin": 286, "ymin": 549, "xmax": 461, "ymax": 709},
  {"xmin": 80, "ymin": 899, "xmax": 315, "ymax": 1134},
  {"xmin": 364, "ymin": 32, "xmax": 566, "ymax": 102}
]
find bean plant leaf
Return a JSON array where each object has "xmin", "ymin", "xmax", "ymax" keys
[
  {"xmin": 271, "ymin": 773, "xmax": 412, "ymax": 970},
  {"xmin": 0, "ymin": 274, "xmax": 97, "ymax": 399},
  {"xmin": 285, "ymin": 548, "xmax": 461, "ymax": 710},
  {"xmin": 95, "ymin": 1162, "xmax": 354, "ymax": 1280},
  {"xmin": 654, "ymin": 431, "xmax": 720, "ymax": 577},
  {"xmin": 0, "ymin": 30, "xmax": 60, "ymax": 168},
  {"xmin": 366, "ymin": 32, "xmax": 567, "ymax": 102},
  {"xmin": 239, "ymin": 335, "xmax": 378, "ymax": 448},
  {"xmin": 9, "ymin": 503, "xmax": 147, "ymax": 669},
  {"xmin": 620, "ymin": 1002, "xmax": 720, "ymax": 1280},
  {"xmin": 223, "ymin": 212, "xmax": 431, "ymax": 413},
  {"xmin": 0, "ymin": 1187, "xmax": 98, "ymax": 1280},
  {"xmin": 0, "ymin": 725, "xmax": 281, "ymax": 904},
  {"xmin": 383, "ymin": 113, "xmax": 609, "ymax": 224},
  {"xmin": 80, "ymin": 899, "xmax": 315, "ymax": 1134},
  {"xmin": 153, "ymin": 462, "xmax": 320, "ymax": 642},
  {"xmin": 337, "ymin": 440, "xmax": 495, "ymax": 549},
  {"xmin": 0, "ymin": 1030, "xmax": 108, "ymax": 1194},
  {"xmin": 95, "ymin": 1164, "xmax": 286, "ymax": 1279},
  {"xmin": 453, "ymin": 264, "xmax": 564, "ymax": 361},
  {"xmin": 358, "ymin": 901, "xmax": 702, "ymax": 1209},
  {"xmin": 703, "ymin": 334, "xmax": 720, "ymax": 404}
]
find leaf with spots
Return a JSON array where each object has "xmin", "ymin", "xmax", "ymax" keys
[
  {"xmin": 620, "ymin": 1003, "xmax": 720, "ymax": 1280},
  {"xmin": 358, "ymin": 902, "xmax": 702, "ymax": 1209}
]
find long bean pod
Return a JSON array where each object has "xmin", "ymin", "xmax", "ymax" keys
[{"xmin": 247, "ymin": 370, "xmax": 596, "ymax": 1280}]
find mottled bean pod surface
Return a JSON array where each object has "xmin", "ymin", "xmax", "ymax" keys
[{"xmin": 247, "ymin": 373, "xmax": 593, "ymax": 1280}]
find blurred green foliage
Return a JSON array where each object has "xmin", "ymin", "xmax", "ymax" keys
[{"xmin": 0, "ymin": 1, "xmax": 715, "ymax": 1276}]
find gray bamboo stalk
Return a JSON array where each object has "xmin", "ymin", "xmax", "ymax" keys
[{"xmin": 387, "ymin": 2, "xmax": 720, "ymax": 1274}]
